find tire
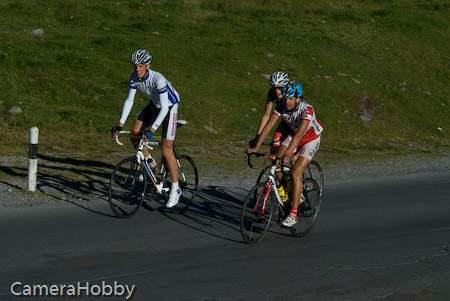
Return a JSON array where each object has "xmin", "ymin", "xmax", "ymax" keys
[
  {"xmin": 304, "ymin": 160, "xmax": 323, "ymax": 199},
  {"xmin": 240, "ymin": 182, "xmax": 275, "ymax": 244},
  {"xmin": 170, "ymin": 155, "xmax": 198, "ymax": 214},
  {"xmin": 256, "ymin": 165, "xmax": 272, "ymax": 185},
  {"xmin": 108, "ymin": 157, "xmax": 146, "ymax": 218},
  {"xmin": 290, "ymin": 178, "xmax": 321, "ymax": 237}
]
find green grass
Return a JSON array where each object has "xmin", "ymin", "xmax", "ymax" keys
[{"xmin": 1, "ymin": 0, "xmax": 449, "ymax": 163}]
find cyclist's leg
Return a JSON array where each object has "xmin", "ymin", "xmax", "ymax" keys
[
  {"xmin": 132, "ymin": 104, "xmax": 157, "ymax": 157},
  {"xmin": 161, "ymin": 104, "xmax": 179, "ymax": 183},
  {"xmin": 162, "ymin": 139, "xmax": 178, "ymax": 183},
  {"xmin": 274, "ymin": 143, "xmax": 288, "ymax": 185},
  {"xmin": 271, "ymin": 120, "xmax": 288, "ymax": 153},
  {"xmin": 291, "ymin": 137, "xmax": 321, "ymax": 211},
  {"xmin": 290, "ymin": 156, "xmax": 310, "ymax": 211},
  {"xmin": 130, "ymin": 119, "xmax": 143, "ymax": 149},
  {"xmin": 271, "ymin": 128, "xmax": 283, "ymax": 153}
]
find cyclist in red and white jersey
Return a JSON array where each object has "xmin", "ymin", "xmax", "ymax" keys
[
  {"xmin": 111, "ymin": 49, "xmax": 182, "ymax": 208},
  {"xmin": 249, "ymin": 71, "xmax": 291, "ymax": 151},
  {"xmin": 248, "ymin": 80, "xmax": 323, "ymax": 227}
]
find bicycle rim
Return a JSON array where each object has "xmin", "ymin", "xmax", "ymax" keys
[
  {"xmin": 240, "ymin": 182, "xmax": 274, "ymax": 243},
  {"xmin": 108, "ymin": 157, "xmax": 146, "ymax": 218},
  {"xmin": 170, "ymin": 155, "xmax": 198, "ymax": 214},
  {"xmin": 290, "ymin": 178, "xmax": 320, "ymax": 237},
  {"xmin": 304, "ymin": 160, "xmax": 324, "ymax": 199},
  {"xmin": 256, "ymin": 164, "xmax": 272, "ymax": 185}
]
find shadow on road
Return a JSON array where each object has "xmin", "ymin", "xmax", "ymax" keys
[
  {"xmin": 0, "ymin": 154, "xmax": 250, "ymax": 242},
  {"xmin": 158, "ymin": 185, "xmax": 248, "ymax": 243}
]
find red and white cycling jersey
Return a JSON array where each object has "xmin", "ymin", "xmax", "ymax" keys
[{"xmin": 273, "ymin": 99, "xmax": 323, "ymax": 147}]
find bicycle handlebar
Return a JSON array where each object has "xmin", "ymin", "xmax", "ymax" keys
[
  {"xmin": 112, "ymin": 130, "xmax": 130, "ymax": 145},
  {"xmin": 112, "ymin": 130, "xmax": 160, "ymax": 149},
  {"xmin": 245, "ymin": 150, "xmax": 293, "ymax": 174},
  {"xmin": 111, "ymin": 120, "xmax": 188, "ymax": 146},
  {"xmin": 245, "ymin": 150, "xmax": 276, "ymax": 169}
]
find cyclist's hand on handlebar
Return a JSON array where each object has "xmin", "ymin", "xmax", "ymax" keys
[
  {"xmin": 111, "ymin": 125, "xmax": 122, "ymax": 139},
  {"xmin": 244, "ymin": 148, "xmax": 255, "ymax": 162},
  {"xmin": 246, "ymin": 147, "xmax": 258, "ymax": 155},
  {"xmin": 144, "ymin": 130, "xmax": 153, "ymax": 140}
]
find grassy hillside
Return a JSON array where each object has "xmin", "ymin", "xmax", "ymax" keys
[{"xmin": 1, "ymin": 0, "xmax": 449, "ymax": 162}]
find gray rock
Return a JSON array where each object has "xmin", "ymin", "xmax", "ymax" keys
[
  {"xmin": 29, "ymin": 29, "xmax": 44, "ymax": 36},
  {"xmin": 8, "ymin": 106, "xmax": 22, "ymax": 113}
]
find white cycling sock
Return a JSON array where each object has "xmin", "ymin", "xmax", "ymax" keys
[{"xmin": 171, "ymin": 181, "xmax": 179, "ymax": 190}]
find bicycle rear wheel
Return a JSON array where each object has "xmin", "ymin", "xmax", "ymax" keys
[
  {"xmin": 290, "ymin": 178, "xmax": 320, "ymax": 237},
  {"xmin": 108, "ymin": 157, "xmax": 146, "ymax": 218},
  {"xmin": 240, "ymin": 182, "xmax": 275, "ymax": 243},
  {"xmin": 170, "ymin": 154, "xmax": 198, "ymax": 214},
  {"xmin": 304, "ymin": 160, "xmax": 324, "ymax": 198}
]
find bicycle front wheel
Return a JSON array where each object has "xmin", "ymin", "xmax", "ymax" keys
[
  {"xmin": 256, "ymin": 164, "xmax": 271, "ymax": 185},
  {"xmin": 170, "ymin": 155, "xmax": 198, "ymax": 214},
  {"xmin": 290, "ymin": 178, "xmax": 321, "ymax": 237},
  {"xmin": 240, "ymin": 182, "xmax": 275, "ymax": 244},
  {"xmin": 108, "ymin": 157, "xmax": 146, "ymax": 218}
]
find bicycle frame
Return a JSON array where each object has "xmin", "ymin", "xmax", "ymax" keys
[
  {"xmin": 109, "ymin": 119, "xmax": 198, "ymax": 217},
  {"xmin": 246, "ymin": 152, "xmax": 308, "ymax": 218},
  {"xmin": 241, "ymin": 151, "xmax": 322, "ymax": 242},
  {"xmin": 116, "ymin": 131, "xmax": 170, "ymax": 196},
  {"xmin": 256, "ymin": 163, "xmax": 292, "ymax": 218}
]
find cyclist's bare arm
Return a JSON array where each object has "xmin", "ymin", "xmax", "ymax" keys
[
  {"xmin": 248, "ymin": 113, "xmax": 279, "ymax": 153},
  {"xmin": 256, "ymin": 102, "xmax": 274, "ymax": 135}
]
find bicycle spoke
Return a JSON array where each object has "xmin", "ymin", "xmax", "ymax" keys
[
  {"xmin": 108, "ymin": 157, "xmax": 146, "ymax": 218},
  {"xmin": 240, "ymin": 183, "xmax": 274, "ymax": 243},
  {"xmin": 169, "ymin": 155, "xmax": 198, "ymax": 214},
  {"xmin": 290, "ymin": 178, "xmax": 320, "ymax": 237},
  {"xmin": 304, "ymin": 160, "xmax": 323, "ymax": 199}
]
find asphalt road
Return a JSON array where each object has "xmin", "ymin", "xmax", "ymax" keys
[{"xmin": 1, "ymin": 170, "xmax": 449, "ymax": 300}]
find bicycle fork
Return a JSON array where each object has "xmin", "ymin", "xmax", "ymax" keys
[{"xmin": 253, "ymin": 168, "xmax": 285, "ymax": 216}]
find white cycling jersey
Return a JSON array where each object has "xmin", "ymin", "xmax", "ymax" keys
[
  {"xmin": 273, "ymin": 99, "xmax": 323, "ymax": 147},
  {"xmin": 119, "ymin": 69, "xmax": 180, "ymax": 131}
]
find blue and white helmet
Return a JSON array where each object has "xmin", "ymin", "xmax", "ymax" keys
[
  {"xmin": 130, "ymin": 49, "xmax": 152, "ymax": 65},
  {"xmin": 281, "ymin": 80, "xmax": 303, "ymax": 97},
  {"xmin": 269, "ymin": 71, "xmax": 290, "ymax": 86}
]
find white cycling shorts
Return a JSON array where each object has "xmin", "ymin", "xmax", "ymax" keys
[{"xmin": 281, "ymin": 136, "xmax": 321, "ymax": 161}]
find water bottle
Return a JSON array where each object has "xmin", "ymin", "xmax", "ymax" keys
[
  {"xmin": 277, "ymin": 184, "xmax": 288, "ymax": 203},
  {"xmin": 146, "ymin": 155, "xmax": 157, "ymax": 171},
  {"xmin": 158, "ymin": 162, "xmax": 165, "ymax": 175}
]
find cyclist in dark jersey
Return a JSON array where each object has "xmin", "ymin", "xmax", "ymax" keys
[{"xmin": 249, "ymin": 71, "xmax": 291, "ymax": 152}]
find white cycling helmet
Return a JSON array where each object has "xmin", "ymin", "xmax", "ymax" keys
[
  {"xmin": 270, "ymin": 70, "xmax": 290, "ymax": 86},
  {"xmin": 130, "ymin": 49, "xmax": 152, "ymax": 65}
]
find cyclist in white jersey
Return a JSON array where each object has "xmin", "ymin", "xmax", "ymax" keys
[
  {"xmin": 247, "ymin": 80, "xmax": 323, "ymax": 227},
  {"xmin": 111, "ymin": 49, "xmax": 182, "ymax": 208}
]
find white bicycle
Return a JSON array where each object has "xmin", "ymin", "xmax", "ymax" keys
[{"xmin": 108, "ymin": 120, "xmax": 198, "ymax": 217}]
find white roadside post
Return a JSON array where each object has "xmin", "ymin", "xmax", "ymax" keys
[{"xmin": 28, "ymin": 127, "xmax": 39, "ymax": 192}]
